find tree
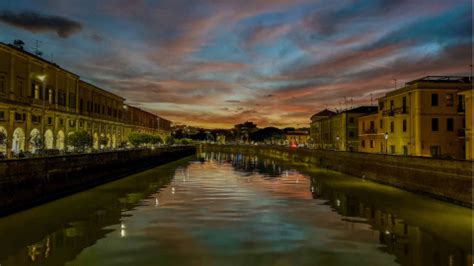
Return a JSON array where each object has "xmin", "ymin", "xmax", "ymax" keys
[
  {"xmin": 0, "ymin": 131, "xmax": 6, "ymax": 146},
  {"xmin": 67, "ymin": 131, "xmax": 92, "ymax": 152},
  {"xmin": 250, "ymin": 127, "xmax": 285, "ymax": 143},
  {"xmin": 29, "ymin": 134, "xmax": 43, "ymax": 151},
  {"xmin": 128, "ymin": 132, "xmax": 144, "ymax": 147},
  {"xmin": 151, "ymin": 135, "xmax": 163, "ymax": 145},
  {"xmin": 165, "ymin": 135, "xmax": 174, "ymax": 145},
  {"xmin": 99, "ymin": 136, "xmax": 108, "ymax": 148}
]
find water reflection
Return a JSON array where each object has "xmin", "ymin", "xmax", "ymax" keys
[
  {"xmin": 204, "ymin": 151, "xmax": 473, "ymax": 266},
  {"xmin": 0, "ymin": 153, "xmax": 471, "ymax": 266}
]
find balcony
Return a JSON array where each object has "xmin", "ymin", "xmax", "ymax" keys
[{"xmin": 363, "ymin": 128, "xmax": 377, "ymax": 134}]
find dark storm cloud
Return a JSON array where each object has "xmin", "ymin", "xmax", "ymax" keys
[{"xmin": 0, "ymin": 11, "xmax": 82, "ymax": 38}]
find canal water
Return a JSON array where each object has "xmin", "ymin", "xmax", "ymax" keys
[{"xmin": 0, "ymin": 152, "xmax": 471, "ymax": 266}]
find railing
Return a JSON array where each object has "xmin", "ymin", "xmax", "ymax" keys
[{"xmin": 363, "ymin": 128, "xmax": 377, "ymax": 134}]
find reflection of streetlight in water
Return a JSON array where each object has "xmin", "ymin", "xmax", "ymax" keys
[
  {"xmin": 172, "ymin": 187, "xmax": 175, "ymax": 194},
  {"xmin": 155, "ymin": 198, "xmax": 159, "ymax": 206},
  {"xmin": 120, "ymin": 223, "xmax": 126, "ymax": 237}
]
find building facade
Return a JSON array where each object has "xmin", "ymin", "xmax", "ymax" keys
[
  {"xmin": 0, "ymin": 42, "xmax": 170, "ymax": 157},
  {"xmin": 309, "ymin": 109, "xmax": 335, "ymax": 148},
  {"xmin": 310, "ymin": 107, "xmax": 377, "ymax": 151},
  {"xmin": 459, "ymin": 88, "xmax": 473, "ymax": 160},
  {"xmin": 360, "ymin": 76, "xmax": 470, "ymax": 158}
]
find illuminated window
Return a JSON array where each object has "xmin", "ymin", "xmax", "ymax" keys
[{"xmin": 446, "ymin": 94, "xmax": 453, "ymax": 107}]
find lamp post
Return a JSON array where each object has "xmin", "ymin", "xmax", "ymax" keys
[
  {"xmin": 335, "ymin": 135, "xmax": 340, "ymax": 150},
  {"xmin": 384, "ymin": 132, "xmax": 389, "ymax": 154},
  {"xmin": 38, "ymin": 74, "xmax": 47, "ymax": 154}
]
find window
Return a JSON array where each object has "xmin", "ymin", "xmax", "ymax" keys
[
  {"xmin": 458, "ymin": 95, "xmax": 465, "ymax": 112},
  {"xmin": 58, "ymin": 90, "xmax": 66, "ymax": 106},
  {"xmin": 446, "ymin": 94, "xmax": 453, "ymax": 107},
  {"xmin": 402, "ymin": 120, "xmax": 407, "ymax": 132},
  {"xmin": 31, "ymin": 115, "xmax": 41, "ymax": 123},
  {"xmin": 0, "ymin": 73, "xmax": 5, "ymax": 93},
  {"xmin": 69, "ymin": 93, "xmax": 76, "ymax": 108},
  {"xmin": 380, "ymin": 119, "xmax": 383, "ymax": 129},
  {"xmin": 349, "ymin": 117, "xmax": 355, "ymax": 124},
  {"xmin": 361, "ymin": 140, "xmax": 365, "ymax": 148},
  {"xmin": 69, "ymin": 120, "xmax": 76, "ymax": 127},
  {"xmin": 370, "ymin": 140, "xmax": 374, "ymax": 148},
  {"xmin": 390, "ymin": 121, "xmax": 394, "ymax": 133},
  {"xmin": 79, "ymin": 120, "xmax": 83, "ymax": 127},
  {"xmin": 431, "ymin": 94, "xmax": 438, "ymax": 106},
  {"xmin": 390, "ymin": 100, "xmax": 394, "ymax": 112},
  {"xmin": 59, "ymin": 118, "xmax": 64, "ymax": 126},
  {"xmin": 362, "ymin": 122, "xmax": 365, "ymax": 131},
  {"xmin": 430, "ymin": 146, "xmax": 440, "ymax": 157},
  {"xmin": 15, "ymin": 112, "xmax": 25, "ymax": 121},
  {"xmin": 16, "ymin": 78, "xmax": 24, "ymax": 97},
  {"xmin": 402, "ymin": 97, "xmax": 407, "ymax": 113},
  {"xmin": 403, "ymin": 146, "xmax": 408, "ymax": 155},
  {"xmin": 47, "ymin": 87, "xmax": 55, "ymax": 104},
  {"xmin": 370, "ymin": 121, "xmax": 375, "ymax": 129},
  {"xmin": 432, "ymin": 118, "xmax": 439, "ymax": 131},
  {"xmin": 447, "ymin": 118, "xmax": 454, "ymax": 131},
  {"xmin": 349, "ymin": 131, "xmax": 354, "ymax": 138},
  {"xmin": 47, "ymin": 117, "xmax": 53, "ymax": 125},
  {"xmin": 80, "ymin": 98, "xmax": 84, "ymax": 113},
  {"xmin": 0, "ymin": 111, "xmax": 5, "ymax": 120},
  {"xmin": 390, "ymin": 145, "xmax": 396, "ymax": 154},
  {"xmin": 31, "ymin": 82, "xmax": 40, "ymax": 99}
]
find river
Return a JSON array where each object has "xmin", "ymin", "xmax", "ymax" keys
[{"xmin": 0, "ymin": 151, "xmax": 471, "ymax": 266}]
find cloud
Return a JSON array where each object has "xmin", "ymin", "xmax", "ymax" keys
[{"xmin": 0, "ymin": 10, "xmax": 82, "ymax": 38}]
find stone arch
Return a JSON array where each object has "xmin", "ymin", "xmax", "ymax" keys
[
  {"xmin": 44, "ymin": 129, "xmax": 54, "ymax": 149},
  {"xmin": 112, "ymin": 134, "xmax": 116, "ymax": 148},
  {"xmin": 29, "ymin": 128, "xmax": 41, "ymax": 153},
  {"xmin": 93, "ymin": 132, "xmax": 99, "ymax": 150},
  {"xmin": 12, "ymin": 128, "xmax": 25, "ymax": 155},
  {"xmin": 0, "ymin": 126, "xmax": 7, "ymax": 155},
  {"xmin": 106, "ymin": 133, "xmax": 112, "ymax": 148},
  {"xmin": 56, "ymin": 130, "xmax": 65, "ymax": 150}
]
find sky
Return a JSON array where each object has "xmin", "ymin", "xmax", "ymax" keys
[{"xmin": 0, "ymin": 0, "xmax": 471, "ymax": 128}]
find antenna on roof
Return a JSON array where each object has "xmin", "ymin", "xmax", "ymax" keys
[
  {"xmin": 34, "ymin": 40, "xmax": 43, "ymax": 57},
  {"xmin": 393, "ymin": 78, "xmax": 397, "ymax": 90}
]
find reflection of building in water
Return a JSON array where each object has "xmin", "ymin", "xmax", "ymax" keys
[{"xmin": 311, "ymin": 178, "xmax": 472, "ymax": 266}]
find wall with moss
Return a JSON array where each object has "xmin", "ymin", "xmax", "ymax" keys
[
  {"xmin": 0, "ymin": 146, "xmax": 195, "ymax": 216},
  {"xmin": 203, "ymin": 145, "xmax": 472, "ymax": 207}
]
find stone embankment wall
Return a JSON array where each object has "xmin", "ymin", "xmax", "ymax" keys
[
  {"xmin": 204, "ymin": 145, "xmax": 473, "ymax": 207},
  {"xmin": 0, "ymin": 146, "xmax": 196, "ymax": 216}
]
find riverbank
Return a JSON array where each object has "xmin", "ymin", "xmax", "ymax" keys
[
  {"xmin": 0, "ymin": 146, "xmax": 196, "ymax": 216},
  {"xmin": 202, "ymin": 144, "xmax": 473, "ymax": 207}
]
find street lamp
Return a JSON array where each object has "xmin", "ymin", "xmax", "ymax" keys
[
  {"xmin": 384, "ymin": 132, "xmax": 389, "ymax": 154},
  {"xmin": 38, "ymin": 74, "xmax": 47, "ymax": 153},
  {"xmin": 335, "ymin": 135, "xmax": 339, "ymax": 150}
]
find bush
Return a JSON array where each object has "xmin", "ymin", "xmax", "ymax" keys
[
  {"xmin": 67, "ymin": 131, "xmax": 92, "ymax": 152},
  {"xmin": 128, "ymin": 132, "xmax": 163, "ymax": 147}
]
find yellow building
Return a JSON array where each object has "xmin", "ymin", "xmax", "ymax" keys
[
  {"xmin": 0, "ymin": 42, "xmax": 170, "ymax": 158},
  {"xmin": 459, "ymin": 88, "xmax": 473, "ymax": 160},
  {"xmin": 358, "ymin": 112, "xmax": 384, "ymax": 154},
  {"xmin": 286, "ymin": 130, "xmax": 310, "ymax": 147},
  {"xmin": 362, "ymin": 76, "xmax": 471, "ymax": 158},
  {"xmin": 310, "ymin": 106, "xmax": 377, "ymax": 151}
]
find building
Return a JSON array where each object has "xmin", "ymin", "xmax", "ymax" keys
[
  {"xmin": 360, "ymin": 76, "xmax": 471, "ymax": 158},
  {"xmin": 0, "ymin": 41, "xmax": 170, "ymax": 157},
  {"xmin": 286, "ymin": 130, "xmax": 310, "ymax": 147},
  {"xmin": 309, "ymin": 109, "xmax": 335, "ymax": 148},
  {"xmin": 234, "ymin": 121, "xmax": 257, "ymax": 143},
  {"xmin": 310, "ymin": 107, "xmax": 377, "ymax": 151},
  {"xmin": 459, "ymin": 88, "xmax": 473, "ymax": 160}
]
